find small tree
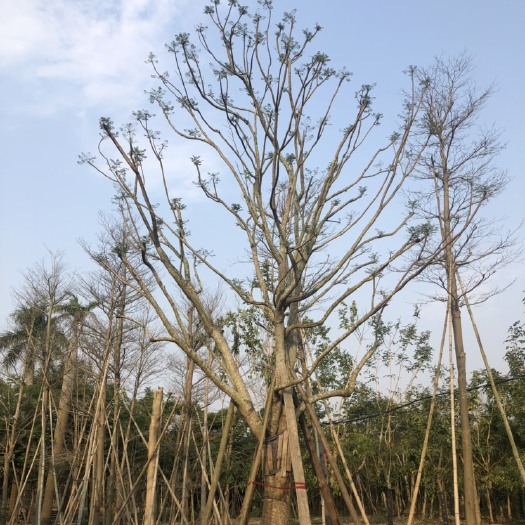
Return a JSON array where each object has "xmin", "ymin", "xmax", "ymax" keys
[{"xmin": 83, "ymin": 3, "xmax": 435, "ymax": 523}]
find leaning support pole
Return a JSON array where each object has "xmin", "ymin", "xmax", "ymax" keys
[
  {"xmin": 406, "ymin": 308, "xmax": 448, "ymax": 525},
  {"xmin": 238, "ymin": 375, "xmax": 275, "ymax": 525},
  {"xmin": 299, "ymin": 413, "xmax": 341, "ymax": 525},
  {"xmin": 458, "ymin": 273, "xmax": 525, "ymax": 486},
  {"xmin": 144, "ymin": 388, "xmax": 163, "ymax": 525},
  {"xmin": 201, "ymin": 400, "xmax": 235, "ymax": 525},
  {"xmin": 296, "ymin": 384, "xmax": 361, "ymax": 525}
]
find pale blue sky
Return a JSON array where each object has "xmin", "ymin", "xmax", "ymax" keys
[{"xmin": 1, "ymin": 0, "xmax": 524, "ymax": 372}]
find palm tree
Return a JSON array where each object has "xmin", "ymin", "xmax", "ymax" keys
[{"xmin": 0, "ymin": 304, "xmax": 50, "ymax": 385}]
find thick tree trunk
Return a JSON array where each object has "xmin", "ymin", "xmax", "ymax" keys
[
  {"xmin": 438, "ymin": 490, "xmax": 449, "ymax": 525},
  {"xmin": 261, "ymin": 337, "xmax": 312, "ymax": 525},
  {"xmin": 281, "ymin": 375, "xmax": 311, "ymax": 525},
  {"xmin": 261, "ymin": 394, "xmax": 292, "ymax": 525},
  {"xmin": 386, "ymin": 488, "xmax": 394, "ymax": 525},
  {"xmin": 261, "ymin": 470, "xmax": 292, "ymax": 525}
]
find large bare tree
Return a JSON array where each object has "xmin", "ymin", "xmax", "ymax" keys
[{"xmin": 82, "ymin": 2, "xmax": 436, "ymax": 523}]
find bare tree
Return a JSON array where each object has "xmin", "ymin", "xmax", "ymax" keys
[
  {"xmin": 411, "ymin": 55, "xmax": 513, "ymax": 525},
  {"xmin": 82, "ymin": 3, "xmax": 436, "ymax": 523}
]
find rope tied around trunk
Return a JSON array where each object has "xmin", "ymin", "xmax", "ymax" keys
[{"xmin": 248, "ymin": 480, "xmax": 307, "ymax": 491}]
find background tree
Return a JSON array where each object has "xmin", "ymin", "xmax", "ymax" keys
[{"xmin": 411, "ymin": 55, "xmax": 512, "ymax": 525}]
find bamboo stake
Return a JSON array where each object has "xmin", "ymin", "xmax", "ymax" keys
[
  {"xmin": 1, "ymin": 378, "xmax": 24, "ymax": 523},
  {"xmin": 111, "ymin": 394, "xmax": 178, "ymax": 525},
  {"xmin": 406, "ymin": 307, "xmax": 448, "ymax": 525},
  {"xmin": 324, "ymin": 408, "xmax": 369, "ymax": 525},
  {"xmin": 296, "ymin": 383, "xmax": 361, "ymax": 525},
  {"xmin": 238, "ymin": 374, "xmax": 275, "ymax": 525},
  {"xmin": 448, "ymin": 309, "xmax": 461, "ymax": 525},
  {"xmin": 190, "ymin": 428, "xmax": 226, "ymax": 524},
  {"xmin": 144, "ymin": 388, "xmax": 163, "ymax": 525},
  {"xmin": 457, "ymin": 273, "xmax": 525, "ymax": 486},
  {"xmin": 201, "ymin": 400, "xmax": 235, "ymax": 525}
]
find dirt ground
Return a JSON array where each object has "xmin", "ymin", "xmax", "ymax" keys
[{"xmin": 243, "ymin": 519, "xmax": 525, "ymax": 525}]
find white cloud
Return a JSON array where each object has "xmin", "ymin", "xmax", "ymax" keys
[{"xmin": 0, "ymin": 0, "xmax": 197, "ymax": 113}]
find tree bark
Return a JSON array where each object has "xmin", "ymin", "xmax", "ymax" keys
[
  {"xmin": 260, "ymin": 394, "xmax": 292, "ymax": 525},
  {"xmin": 281, "ymin": 374, "xmax": 311, "ymax": 525}
]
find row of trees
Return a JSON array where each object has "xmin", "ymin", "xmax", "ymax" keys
[
  {"xmin": 1, "ymin": 263, "xmax": 524, "ymax": 525},
  {"xmin": 1, "ymin": 1, "xmax": 522, "ymax": 524}
]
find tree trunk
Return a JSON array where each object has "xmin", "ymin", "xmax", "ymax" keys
[
  {"xmin": 260, "ymin": 324, "xmax": 305, "ymax": 525},
  {"xmin": 441, "ymin": 166, "xmax": 480, "ymax": 525},
  {"xmin": 261, "ymin": 393, "xmax": 292, "ymax": 525},
  {"xmin": 485, "ymin": 487, "xmax": 494, "ymax": 524},
  {"xmin": 281, "ymin": 375, "xmax": 311, "ymax": 525},
  {"xmin": 438, "ymin": 490, "xmax": 449, "ymax": 525},
  {"xmin": 386, "ymin": 488, "xmax": 394, "ymax": 525},
  {"xmin": 449, "ymin": 273, "xmax": 479, "ymax": 525}
]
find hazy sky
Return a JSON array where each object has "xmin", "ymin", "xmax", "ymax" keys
[{"xmin": 1, "ymin": 0, "xmax": 524, "ymax": 372}]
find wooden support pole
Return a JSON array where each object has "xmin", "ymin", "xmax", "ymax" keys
[
  {"xmin": 296, "ymin": 383, "xmax": 361, "ymax": 525},
  {"xmin": 280, "ymin": 363, "xmax": 311, "ymax": 525},
  {"xmin": 238, "ymin": 375, "xmax": 275, "ymax": 525},
  {"xmin": 144, "ymin": 388, "xmax": 163, "ymax": 525},
  {"xmin": 201, "ymin": 400, "xmax": 235, "ymax": 525}
]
